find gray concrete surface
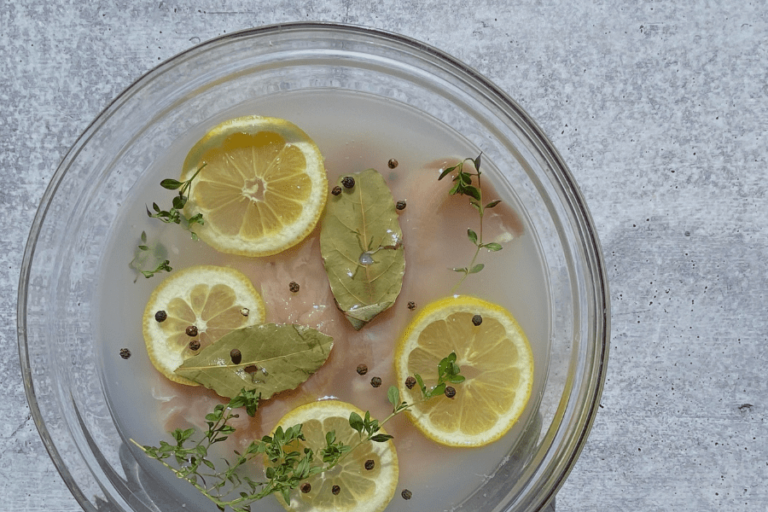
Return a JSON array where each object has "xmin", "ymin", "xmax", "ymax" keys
[{"xmin": 1, "ymin": 1, "xmax": 766, "ymax": 511}]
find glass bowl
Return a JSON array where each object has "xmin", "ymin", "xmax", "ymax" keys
[{"xmin": 18, "ymin": 22, "xmax": 609, "ymax": 512}]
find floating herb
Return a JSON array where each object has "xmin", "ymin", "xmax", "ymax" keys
[
  {"xmin": 138, "ymin": 259, "xmax": 172, "ymax": 279},
  {"xmin": 438, "ymin": 154, "xmax": 503, "ymax": 293},
  {"xmin": 320, "ymin": 169, "xmax": 405, "ymax": 330},
  {"xmin": 131, "ymin": 165, "xmax": 206, "ymax": 279},
  {"xmin": 130, "ymin": 388, "xmax": 263, "ymax": 511},
  {"xmin": 411, "ymin": 352, "xmax": 465, "ymax": 400},
  {"xmin": 135, "ymin": 353, "xmax": 462, "ymax": 511},
  {"xmin": 147, "ymin": 163, "xmax": 207, "ymax": 241},
  {"xmin": 129, "ymin": 231, "xmax": 172, "ymax": 280},
  {"xmin": 174, "ymin": 323, "xmax": 333, "ymax": 400}
]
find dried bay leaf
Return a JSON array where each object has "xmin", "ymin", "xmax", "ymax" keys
[
  {"xmin": 320, "ymin": 168, "xmax": 405, "ymax": 329},
  {"xmin": 174, "ymin": 323, "xmax": 333, "ymax": 399}
]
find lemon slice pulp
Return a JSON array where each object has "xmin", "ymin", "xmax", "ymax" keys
[
  {"xmin": 181, "ymin": 116, "xmax": 328, "ymax": 257},
  {"xmin": 395, "ymin": 295, "xmax": 534, "ymax": 447},
  {"xmin": 142, "ymin": 265, "xmax": 266, "ymax": 385},
  {"xmin": 270, "ymin": 401, "xmax": 398, "ymax": 512}
]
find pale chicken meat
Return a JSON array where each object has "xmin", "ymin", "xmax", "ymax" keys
[{"xmin": 153, "ymin": 158, "xmax": 524, "ymax": 460}]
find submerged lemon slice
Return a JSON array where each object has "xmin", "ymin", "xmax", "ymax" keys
[
  {"xmin": 395, "ymin": 295, "xmax": 534, "ymax": 447},
  {"xmin": 181, "ymin": 116, "xmax": 327, "ymax": 257},
  {"xmin": 270, "ymin": 401, "xmax": 398, "ymax": 512},
  {"xmin": 142, "ymin": 265, "xmax": 265, "ymax": 385}
]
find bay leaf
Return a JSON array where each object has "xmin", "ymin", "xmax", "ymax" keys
[
  {"xmin": 320, "ymin": 168, "xmax": 405, "ymax": 330},
  {"xmin": 174, "ymin": 323, "xmax": 333, "ymax": 400}
]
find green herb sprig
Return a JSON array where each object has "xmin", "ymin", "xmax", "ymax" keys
[
  {"xmin": 130, "ymin": 388, "xmax": 261, "ymax": 510},
  {"xmin": 413, "ymin": 352, "xmax": 466, "ymax": 400},
  {"xmin": 129, "ymin": 231, "xmax": 172, "ymax": 280},
  {"xmin": 131, "ymin": 164, "xmax": 206, "ymax": 280},
  {"xmin": 138, "ymin": 258, "xmax": 173, "ymax": 279},
  {"xmin": 147, "ymin": 163, "xmax": 207, "ymax": 241},
  {"xmin": 134, "ymin": 353, "xmax": 463, "ymax": 511},
  {"xmin": 438, "ymin": 154, "xmax": 503, "ymax": 293}
]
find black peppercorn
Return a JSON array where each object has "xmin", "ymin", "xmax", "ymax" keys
[
  {"xmin": 230, "ymin": 348, "xmax": 242, "ymax": 365},
  {"xmin": 341, "ymin": 176, "xmax": 355, "ymax": 189},
  {"xmin": 356, "ymin": 364, "xmax": 368, "ymax": 375},
  {"xmin": 300, "ymin": 482, "xmax": 311, "ymax": 493},
  {"xmin": 370, "ymin": 376, "xmax": 382, "ymax": 388},
  {"xmin": 186, "ymin": 325, "xmax": 198, "ymax": 337},
  {"xmin": 364, "ymin": 459, "xmax": 375, "ymax": 470},
  {"xmin": 332, "ymin": 485, "xmax": 341, "ymax": 495},
  {"xmin": 401, "ymin": 489, "xmax": 412, "ymax": 500},
  {"xmin": 189, "ymin": 340, "xmax": 201, "ymax": 351},
  {"xmin": 388, "ymin": 158, "xmax": 398, "ymax": 169},
  {"xmin": 155, "ymin": 310, "xmax": 167, "ymax": 322},
  {"xmin": 332, "ymin": 186, "xmax": 342, "ymax": 196},
  {"xmin": 407, "ymin": 301, "xmax": 416, "ymax": 310},
  {"xmin": 396, "ymin": 200, "xmax": 406, "ymax": 211},
  {"xmin": 472, "ymin": 314, "xmax": 483, "ymax": 326},
  {"xmin": 405, "ymin": 376, "xmax": 417, "ymax": 389},
  {"xmin": 119, "ymin": 348, "xmax": 131, "ymax": 359},
  {"xmin": 289, "ymin": 281, "xmax": 300, "ymax": 293},
  {"xmin": 445, "ymin": 386, "xmax": 456, "ymax": 399}
]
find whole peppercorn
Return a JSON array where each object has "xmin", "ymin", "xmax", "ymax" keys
[
  {"xmin": 119, "ymin": 348, "xmax": 131, "ymax": 359},
  {"xmin": 388, "ymin": 158, "xmax": 399, "ymax": 169},
  {"xmin": 186, "ymin": 325, "xmax": 198, "ymax": 337},
  {"xmin": 332, "ymin": 485, "xmax": 341, "ymax": 495},
  {"xmin": 407, "ymin": 301, "xmax": 416, "ymax": 310},
  {"xmin": 189, "ymin": 340, "xmax": 201, "ymax": 351},
  {"xmin": 230, "ymin": 348, "xmax": 242, "ymax": 365},
  {"xmin": 370, "ymin": 376, "xmax": 382, "ymax": 388},
  {"xmin": 405, "ymin": 376, "xmax": 417, "ymax": 389},
  {"xmin": 401, "ymin": 489, "xmax": 413, "ymax": 500},
  {"xmin": 331, "ymin": 186, "xmax": 342, "ymax": 196},
  {"xmin": 155, "ymin": 310, "xmax": 167, "ymax": 322},
  {"xmin": 472, "ymin": 314, "xmax": 483, "ymax": 326},
  {"xmin": 396, "ymin": 200, "xmax": 406, "ymax": 211},
  {"xmin": 364, "ymin": 459, "xmax": 375, "ymax": 470},
  {"xmin": 289, "ymin": 281, "xmax": 300, "ymax": 293},
  {"xmin": 445, "ymin": 386, "xmax": 456, "ymax": 399},
  {"xmin": 300, "ymin": 483, "xmax": 311, "ymax": 494},
  {"xmin": 356, "ymin": 364, "xmax": 368, "ymax": 375},
  {"xmin": 341, "ymin": 176, "xmax": 355, "ymax": 189}
]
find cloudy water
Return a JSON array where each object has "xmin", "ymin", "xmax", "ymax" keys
[{"xmin": 96, "ymin": 90, "xmax": 550, "ymax": 511}]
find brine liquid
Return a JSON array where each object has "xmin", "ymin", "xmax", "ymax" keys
[{"xmin": 97, "ymin": 90, "xmax": 550, "ymax": 512}]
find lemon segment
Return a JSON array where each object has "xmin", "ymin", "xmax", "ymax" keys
[
  {"xmin": 270, "ymin": 401, "xmax": 398, "ymax": 512},
  {"xmin": 142, "ymin": 265, "xmax": 266, "ymax": 385},
  {"xmin": 181, "ymin": 116, "xmax": 327, "ymax": 257},
  {"xmin": 395, "ymin": 295, "xmax": 534, "ymax": 447}
]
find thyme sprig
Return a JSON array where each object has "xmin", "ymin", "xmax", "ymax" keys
[
  {"xmin": 131, "ymin": 165, "xmax": 206, "ymax": 279},
  {"xmin": 129, "ymin": 231, "xmax": 172, "ymax": 280},
  {"xmin": 134, "ymin": 353, "xmax": 463, "ymax": 511},
  {"xmin": 147, "ymin": 163, "xmax": 207, "ymax": 241},
  {"xmin": 138, "ymin": 258, "xmax": 173, "ymax": 279},
  {"xmin": 130, "ymin": 388, "xmax": 261, "ymax": 510},
  {"xmin": 413, "ymin": 352, "xmax": 465, "ymax": 400},
  {"xmin": 438, "ymin": 154, "xmax": 503, "ymax": 293}
]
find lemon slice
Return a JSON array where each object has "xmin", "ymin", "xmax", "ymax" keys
[
  {"xmin": 395, "ymin": 295, "xmax": 534, "ymax": 447},
  {"xmin": 270, "ymin": 401, "xmax": 398, "ymax": 512},
  {"xmin": 142, "ymin": 265, "xmax": 266, "ymax": 385},
  {"xmin": 181, "ymin": 116, "xmax": 327, "ymax": 257}
]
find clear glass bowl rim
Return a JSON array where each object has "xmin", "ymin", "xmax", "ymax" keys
[{"xmin": 18, "ymin": 21, "xmax": 610, "ymax": 512}]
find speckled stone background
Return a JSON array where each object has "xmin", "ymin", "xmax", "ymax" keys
[{"xmin": 2, "ymin": 1, "xmax": 766, "ymax": 511}]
